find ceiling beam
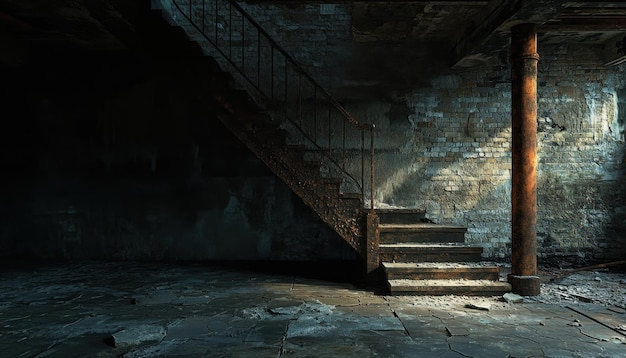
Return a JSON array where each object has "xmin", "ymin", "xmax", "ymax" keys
[
  {"xmin": 540, "ymin": 18, "xmax": 626, "ymax": 32},
  {"xmin": 449, "ymin": 0, "xmax": 523, "ymax": 69},
  {"xmin": 450, "ymin": 0, "xmax": 574, "ymax": 69},
  {"xmin": 558, "ymin": 9, "xmax": 626, "ymax": 15},
  {"xmin": 565, "ymin": 1, "xmax": 626, "ymax": 6}
]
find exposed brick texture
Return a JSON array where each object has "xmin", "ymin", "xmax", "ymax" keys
[{"xmin": 231, "ymin": 2, "xmax": 626, "ymax": 260}]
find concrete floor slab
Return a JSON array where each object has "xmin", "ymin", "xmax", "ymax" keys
[{"xmin": 0, "ymin": 261, "xmax": 624, "ymax": 358}]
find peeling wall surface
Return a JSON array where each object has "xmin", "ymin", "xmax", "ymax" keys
[
  {"xmin": 383, "ymin": 47, "xmax": 626, "ymax": 259},
  {"xmin": 348, "ymin": 46, "xmax": 625, "ymax": 260}
]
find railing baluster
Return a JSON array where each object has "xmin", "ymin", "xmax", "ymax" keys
[
  {"xmin": 284, "ymin": 62, "xmax": 288, "ymax": 114},
  {"xmin": 342, "ymin": 114, "xmax": 346, "ymax": 169},
  {"xmin": 297, "ymin": 73, "xmax": 302, "ymax": 128},
  {"xmin": 228, "ymin": 2, "xmax": 232, "ymax": 59},
  {"xmin": 328, "ymin": 100, "xmax": 332, "ymax": 156},
  {"xmin": 257, "ymin": 29, "xmax": 261, "ymax": 88},
  {"xmin": 328, "ymin": 101, "xmax": 334, "ymax": 159},
  {"xmin": 241, "ymin": 12, "xmax": 245, "ymax": 72},
  {"xmin": 214, "ymin": 0, "xmax": 217, "ymax": 45},
  {"xmin": 361, "ymin": 130, "xmax": 365, "ymax": 204},
  {"xmin": 370, "ymin": 127, "xmax": 375, "ymax": 211}
]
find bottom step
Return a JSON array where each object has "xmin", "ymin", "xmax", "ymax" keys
[
  {"xmin": 383, "ymin": 262, "xmax": 501, "ymax": 280},
  {"xmin": 387, "ymin": 279, "xmax": 512, "ymax": 296}
]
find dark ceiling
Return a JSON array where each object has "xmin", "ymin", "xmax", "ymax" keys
[{"xmin": 1, "ymin": 1, "xmax": 625, "ymax": 72}]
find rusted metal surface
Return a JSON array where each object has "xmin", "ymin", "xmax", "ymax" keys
[
  {"xmin": 507, "ymin": 274, "xmax": 540, "ymax": 296},
  {"xmin": 365, "ymin": 212, "xmax": 380, "ymax": 279},
  {"xmin": 510, "ymin": 23, "xmax": 540, "ymax": 296}
]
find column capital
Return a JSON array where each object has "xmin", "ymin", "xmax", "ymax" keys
[{"xmin": 511, "ymin": 23, "xmax": 539, "ymax": 61}]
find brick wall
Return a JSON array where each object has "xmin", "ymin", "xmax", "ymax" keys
[
  {"xmin": 363, "ymin": 46, "xmax": 626, "ymax": 260},
  {"xmin": 167, "ymin": 2, "xmax": 626, "ymax": 261},
  {"xmin": 361, "ymin": 69, "xmax": 516, "ymax": 258},
  {"xmin": 536, "ymin": 45, "xmax": 625, "ymax": 260}
]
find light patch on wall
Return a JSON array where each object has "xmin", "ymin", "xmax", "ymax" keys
[
  {"xmin": 587, "ymin": 92, "xmax": 619, "ymax": 143},
  {"xmin": 257, "ymin": 231, "xmax": 272, "ymax": 258},
  {"xmin": 375, "ymin": 125, "xmax": 512, "ymax": 220},
  {"xmin": 374, "ymin": 164, "xmax": 421, "ymax": 209},
  {"xmin": 618, "ymin": 87, "xmax": 626, "ymax": 139}
]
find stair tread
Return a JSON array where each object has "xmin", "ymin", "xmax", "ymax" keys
[
  {"xmin": 375, "ymin": 208, "xmax": 426, "ymax": 214},
  {"xmin": 380, "ymin": 243, "xmax": 478, "ymax": 248},
  {"xmin": 388, "ymin": 279, "xmax": 512, "ymax": 288},
  {"xmin": 379, "ymin": 223, "xmax": 467, "ymax": 231},
  {"xmin": 383, "ymin": 262, "xmax": 501, "ymax": 270}
]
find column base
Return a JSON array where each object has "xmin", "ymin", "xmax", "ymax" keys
[{"xmin": 508, "ymin": 274, "xmax": 541, "ymax": 296}]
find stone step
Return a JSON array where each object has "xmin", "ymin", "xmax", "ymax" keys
[
  {"xmin": 379, "ymin": 244, "xmax": 483, "ymax": 263},
  {"xmin": 375, "ymin": 208, "xmax": 427, "ymax": 225},
  {"xmin": 379, "ymin": 223, "xmax": 467, "ymax": 244},
  {"xmin": 383, "ymin": 262, "xmax": 501, "ymax": 281},
  {"xmin": 387, "ymin": 279, "xmax": 512, "ymax": 296}
]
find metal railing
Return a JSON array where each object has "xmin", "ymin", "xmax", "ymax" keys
[{"xmin": 168, "ymin": 0, "xmax": 375, "ymax": 211}]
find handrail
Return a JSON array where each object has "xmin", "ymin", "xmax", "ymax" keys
[{"xmin": 168, "ymin": 0, "xmax": 375, "ymax": 211}]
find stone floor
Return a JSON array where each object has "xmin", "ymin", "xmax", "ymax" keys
[{"xmin": 0, "ymin": 260, "xmax": 624, "ymax": 357}]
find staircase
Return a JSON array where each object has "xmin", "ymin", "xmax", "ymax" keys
[
  {"xmin": 148, "ymin": 0, "xmax": 511, "ymax": 296},
  {"xmin": 150, "ymin": 0, "xmax": 376, "ymax": 255},
  {"xmin": 378, "ymin": 209, "xmax": 511, "ymax": 295}
]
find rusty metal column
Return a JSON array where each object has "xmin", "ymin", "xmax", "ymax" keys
[{"xmin": 509, "ymin": 23, "xmax": 540, "ymax": 296}]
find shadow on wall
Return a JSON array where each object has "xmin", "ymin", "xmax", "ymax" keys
[
  {"xmin": 0, "ymin": 34, "xmax": 354, "ymax": 263},
  {"xmin": 339, "ymin": 41, "xmax": 453, "ymax": 99}
]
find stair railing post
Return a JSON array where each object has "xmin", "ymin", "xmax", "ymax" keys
[
  {"xmin": 364, "ymin": 124, "xmax": 379, "ymax": 283},
  {"xmin": 365, "ymin": 202, "xmax": 380, "ymax": 284},
  {"xmin": 370, "ymin": 124, "xmax": 375, "ymax": 214}
]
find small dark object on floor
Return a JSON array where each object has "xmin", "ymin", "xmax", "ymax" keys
[{"xmin": 420, "ymin": 217, "xmax": 435, "ymax": 223}]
